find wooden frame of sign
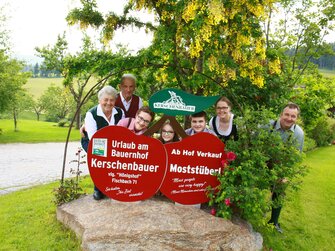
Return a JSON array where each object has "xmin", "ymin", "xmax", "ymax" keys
[{"xmin": 143, "ymin": 115, "xmax": 188, "ymax": 139}]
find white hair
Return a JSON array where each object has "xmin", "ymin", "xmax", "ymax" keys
[
  {"xmin": 121, "ymin": 73, "xmax": 137, "ymax": 84},
  {"xmin": 98, "ymin": 86, "xmax": 118, "ymax": 100}
]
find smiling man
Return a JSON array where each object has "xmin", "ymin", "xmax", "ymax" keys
[
  {"xmin": 268, "ymin": 102, "xmax": 304, "ymax": 233},
  {"xmin": 185, "ymin": 111, "xmax": 216, "ymax": 136},
  {"xmin": 115, "ymin": 74, "xmax": 143, "ymax": 118},
  {"xmin": 274, "ymin": 103, "xmax": 304, "ymax": 152}
]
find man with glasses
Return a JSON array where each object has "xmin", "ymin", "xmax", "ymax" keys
[{"xmin": 117, "ymin": 106, "xmax": 155, "ymax": 135}]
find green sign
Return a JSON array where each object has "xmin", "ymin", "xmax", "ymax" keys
[{"xmin": 149, "ymin": 88, "xmax": 220, "ymax": 116}]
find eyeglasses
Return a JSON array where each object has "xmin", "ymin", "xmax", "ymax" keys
[
  {"xmin": 216, "ymin": 106, "xmax": 229, "ymax": 110},
  {"xmin": 137, "ymin": 115, "xmax": 150, "ymax": 125},
  {"xmin": 162, "ymin": 130, "xmax": 175, "ymax": 135}
]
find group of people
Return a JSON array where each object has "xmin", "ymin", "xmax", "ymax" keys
[{"xmin": 81, "ymin": 73, "xmax": 304, "ymax": 234}]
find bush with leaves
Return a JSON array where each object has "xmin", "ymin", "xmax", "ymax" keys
[
  {"xmin": 308, "ymin": 116, "xmax": 335, "ymax": 146},
  {"xmin": 208, "ymin": 108, "xmax": 307, "ymax": 223}
]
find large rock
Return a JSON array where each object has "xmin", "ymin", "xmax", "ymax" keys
[{"xmin": 57, "ymin": 195, "xmax": 262, "ymax": 250}]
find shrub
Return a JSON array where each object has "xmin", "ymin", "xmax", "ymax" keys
[
  {"xmin": 53, "ymin": 148, "xmax": 86, "ymax": 206},
  {"xmin": 57, "ymin": 119, "xmax": 68, "ymax": 127},
  {"xmin": 309, "ymin": 116, "xmax": 335, "ymax": 146},
  {"xmin": 208, "ymin": 108, "xmax": 307, "ymax": 223},
  {"xmin": 303, "ymin": 135, "xmax": 317, "ymax": 152}
]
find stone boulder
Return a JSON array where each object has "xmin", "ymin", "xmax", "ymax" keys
[{"xmin": 57, "ymin": 195, "xmax": 262, "ymax": 250}]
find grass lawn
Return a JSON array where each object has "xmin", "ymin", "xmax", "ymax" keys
[
  {"xmin": 0, "ymin": 119, "xmax": 80, "ymax": 143},
  {"xmin": 258, "ymin": 145, "xmax": 335, "ymax": 250},
  {"xmin": 319, "ymin": 68, "xmax": 335, "ymax": 79},
  {"xmin": 0, "ymin": 177, "xmax": 94, "ymax": 250},
  {"xmin": 0, "ymin": 146, "xmax": 333, "ymax": 250},
  {"xmin": 25, "ymin": 78, "xmax": 63, "ymax": 98}
]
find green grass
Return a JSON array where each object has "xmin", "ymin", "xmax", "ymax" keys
[
  {"xmin": 0, "ymin": 176, "xmax": 94, "ymax": 251},
  {"xmin": 319, "ymin": 68, "xmax": 335, "ymax": 79},
  {"xmin": 25, "ymin": 78, "xmax": 63, "ymax": 99},
  {"xmin": 0, "ymin": 119, "xmax": 80, "ymax": 143},
  {"xmin": 258, "ymin": 146, "xmax": 335, "ymax": 250}
]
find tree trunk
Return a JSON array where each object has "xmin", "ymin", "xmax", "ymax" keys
[
  {"xmin": 75, "ymin": 102, "xmax": 81, "ymax": 129},
  {"xmin": 13, "ymin": 110, "xmax": 18, "ymax": 132}
]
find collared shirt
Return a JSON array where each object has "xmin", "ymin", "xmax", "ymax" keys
[
  {"xmin": 85, "ymin": 105, "xmax": 125, "ymax": 139},
  {"xmin": 119, "ymin": 92, "xmax": 143, "ymax": 111},
  {"xmin": 271, "ymin": 119, "xmax": 304, "ymax": 152},
  {"xmin": 185, "ymin": 127, "xmax": 216, "ymax": 136}
]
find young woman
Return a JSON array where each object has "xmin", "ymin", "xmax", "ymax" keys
[{"xmin": 209, "ymin": 97, "xmax": 238, "ymax": 142}]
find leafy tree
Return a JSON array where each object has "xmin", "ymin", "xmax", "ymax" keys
[
  {"xmin": 39, "ymin": 85, "xmax": 75, "ymax": 122},
  {"xmin": 0, "ymin": 51, "xmax": 30, "ymax": 114},
  {"xmin": 66, "ymin": 0, "xmax": 282, "ymax": 99},
  {"xmin": 8, "ymin": 90, "xmax": 34, "ymax": 131},
  {"xmin": 36, "ymin": 34, "xmax": 120, "ymax": 129},
  {"xmin": 32, "ymin": 97, "xmax": 45, "ymax": 121}
]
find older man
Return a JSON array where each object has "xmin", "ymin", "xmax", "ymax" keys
[
  {"xmin": 115, "ymin": 73, "xmax": 143, "ymax": 118},
  {"xmin": 268, "ymin": 103, "xmax": 304, "ymax": 233}
]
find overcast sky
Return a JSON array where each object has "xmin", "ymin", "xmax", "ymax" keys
[
  {"xmin": 1, "ymin": 0, "xmax": 154, "ymax": 63},
  {"xmin": 2, "ymin": 0, "xmax": 334, "ymax": 64}
]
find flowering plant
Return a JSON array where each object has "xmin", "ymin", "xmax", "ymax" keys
[{"xmin": 208, "ymin": 108, "xmax": 307, "ymax": 222}]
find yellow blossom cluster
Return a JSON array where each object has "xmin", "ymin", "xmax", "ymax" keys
[
  {"xmin": 207, "ymin": 0, "xmax": 227, "ymax": 25},
  {"xmin": 189, "ymin": 37, "xmax": 202, "ymax": 58},
  {"xmin": 182, "ymin": 1, "xmax": 199, "ymax": 23},
  {"xmin": 268, "ymin": 58, "xmax": 282, "ymax": 75},
  {"xmin": 154, "ymin": 68, "xmax": 169, "ymax": 83}
]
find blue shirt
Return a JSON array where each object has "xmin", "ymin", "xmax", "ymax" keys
[{"xmin": 271, "ymin": 119, "xmax": 304, "ymax": 152}]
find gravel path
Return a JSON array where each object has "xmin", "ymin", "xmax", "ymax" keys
[{"xmin": 0, "ymin": 142, "xmax": 89, "ymax": 195}]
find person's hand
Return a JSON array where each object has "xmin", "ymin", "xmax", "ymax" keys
[{"xmin": 80, "ymin": 124, "xmax": 86, "ymax": 138}]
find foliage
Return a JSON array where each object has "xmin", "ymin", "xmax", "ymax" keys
[
  {"xmin": 208, "ymin": 108, "xmax": 307, "ymax": 222},
  {"xmin": 39, "ymin": 84, "xmax": 75, "ymax": 122},
  {"xmin": 257, "ymin": 146, "xmax": 335, "ymax": 250},
  {"xmin": 290, "ymin": 72, "xmax": 335, "ymax": 131},
  {"xmin": 0, "ymin": 51, "xmax": 30, "ymax": 113},
  {"xmin": 53, "ymin": 148, "xmax": 86, "ymax": 206},
  {"xmin": 8, "ymin": 90, "xmax": 35, "ymax": 131},
  {"xmin": 309, "ymin": 116, "xmax": 335, "ymax": 146},
  {"xmin": 66, "ymin": 0, "xmax": 282, "ymax": 95}
]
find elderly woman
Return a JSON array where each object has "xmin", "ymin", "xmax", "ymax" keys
[
  {"xmin": 209, "ymin": 96, "xmax": 238, "ymax": 142},
  {"xmin": 83, "ymin": 85, "xmax": 125, "ymax": 200},
  {"xmin": 158, "ymin": 120, "xmax": 180, "ymax": 144},
  {"xmin": 117, "ymin": 106, "xmax": 155, "ymax": 135}
]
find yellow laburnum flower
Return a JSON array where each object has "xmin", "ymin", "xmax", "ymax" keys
[
  {"xmin": 189, "ymin": 37, "xmax": 202, "ymax": 58},
  {"xmin": 200, "ymin": 24, "xmax": 212, "ymax": 43},
  {"xmin": 252, "ymin": 75, "xmax": 264, "ymax": 88},
  {"xmin": 182, "ymin": 1, "xmax": 198, "ymax": 23},
  {"xmin": 268, "ymin": 58, "xmax": 281, "ymax": 74},
  {"xmin": 208, "ymin": 0, "xmax": 227, "ymax": 25},
  {"xmin": 247, "ymin": 3, "xmax": 264, "ymax": 18},
  {"xmin": 226, "ymin": 68, "xmax": 237, "ymax": 80},
  {"xmin": 232, "ymin": 49, "xmax": 243, "ymax": 61},
  {"xmin": 208, "ymin": 55, "xmax": 219, "ymax": 72},
  {"xmin": 237, "ymin": 33, "xmax": 251, "ymax": 46},
  {"xmin": 255, "ymin": 40, "xmax": 266, "ymax": 59}
]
